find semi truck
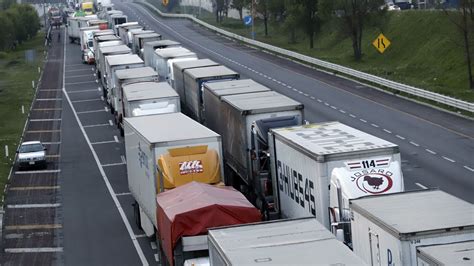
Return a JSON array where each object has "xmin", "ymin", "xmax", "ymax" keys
[
  {"xmin": 126, "ymin": 29, "xmax": 154, "ymax": 48},
  {"xmin": 156, "ymin": 181, "xmax": 261, "ymax": 266},
  {"xmin": 171, "ymin": 59, "xmax": 219, "ymax": 99},
  {"xmin": 109, "ymin": 14, "xmax": 127, "ymax": 33},
  {"xmin": 98, "ymin": 45, "xmax": 131, "ymax": 88},
  {"xmin": 112, "ymin": 67, "xmax": 159, "ymax": 124},
  {"xmin": 208, "ymin": 217, "xmax": 366, "ymax": 265},
  {"xmin": 350, "ymin": 189, "xmax": 473, "ymax": 265},
  {"xmin": 131, "ymin": 33, "xmax": 162, "ymax": 57},
  {"xmin": 115, "ymin": 21, "xmax": 139, "ymax": 37},
  {"xmin": 416, "ymin": 241, "xmax": 474, "ymax": 266},
  {"xmin": 118, "ymin": 24, "xmax": 142, "ymax": 44},
  {"xmin": 153, "ymin": 47, "xmax": 197, "ymax": 81},
  {"xmin": 143, "ymin": 40, "xmax": 181, "ymax": 66},
  {"xmin": 124, "ymin": 113, "xmax": 225, "ymax": 237},
  {"xmin": 94, "ymin": 39, "xmax": 123, "ymax": 75},
  {"xmin": 268, "ymin": 121, "xmax": 404, "ymax": 244},
  {"xmin": 182, "ymin": 65, "xmax": 239, "ymax": 122},
  {"xmin": 104, "ymin": 54, "xmax": 144, "ymax": 101},
  {"xmin": 81, "ymin": 2, "xmax": 94, "ymax": 15}
]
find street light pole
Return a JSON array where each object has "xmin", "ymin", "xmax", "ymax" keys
[
  {"xmin": 251, "ymin": 0, "xmax": 255, "ymax": 40},
  {"xmin": 43, "ymin": 0, "xmax": 47, "ymax": 32}
]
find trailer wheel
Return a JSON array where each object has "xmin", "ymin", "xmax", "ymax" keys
[{"xmin": 133, "ymin": 201, "xmax": 142, "ymax": 230}]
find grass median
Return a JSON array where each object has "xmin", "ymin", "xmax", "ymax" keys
[{"xmin": 0, "ymin": 33, "xmax": 45, "ymax": 202}]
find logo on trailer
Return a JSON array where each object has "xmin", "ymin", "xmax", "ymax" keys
[
  {"xmin": 354, "ymin": 171, "xmax": 393, "ymax": 194},
  {"xmin": 179, "ymin": 160, "xmax": 203, "ymax": 175}
]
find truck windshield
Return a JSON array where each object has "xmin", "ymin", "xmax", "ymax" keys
[{"xmin": 20, "ymin": 144, "xmax": 44, "ymax": 153}]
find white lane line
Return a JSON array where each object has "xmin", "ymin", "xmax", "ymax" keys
[
  {"xmin": 105, "ymin": 106, "xmax": 109, "ymax": 112},
  {"xmin": 101, "ymin": 96, "xmax": 105, "ymax": 101},
  {"xmin": 330, "ymin": 106, "xmax": 337, "ymax": 110},
  {"xmin": 317, "ymin": 99, "xmax": 322, "ymax": 103},
  {"xmin": 63, "ymin": 35, "xmax": 148, "ymax": 264},
  {"xmin": 114, "ymin": 135, "xmax": 119, "ymax": 143},
  {"xmin": 135, "ymin": 234, "xmax": 147, "ymax": 238},
  {"xmin": 383, "ymin": 129, "xmax": 392, "ymax": 134},
  {"xmin": 303, "ymin": 93, "xmax": 309, "ymax": 97},
  {"xmin": 29, "ymin": 119, "xmax": 62, "ymax": 122},
  {"xmin": 425, "ymin": 149, "xmax": 436, "ymax": 155},
  {"xmin": 90, "ymin": 140, "xmax": 117, "ymax": 145},
  {"xmin": 65, "ymin": 81, "xmax": 97, "ymax": 85},
  {"xmin": 15, "ymin": 169, "xmax": 60, "ymax": 174},
  {"xmin": 7, "ymin": 203, "xmax": 61, "ymax": 209},
  {"xmin": 464, "ymin": 166, "xmax": 474, "ymax": 172},
  {"xmin": 409, "ymin": 141, "xmax": 420, "ymax": 147},
  {"xmin": 339, "ymin": 110, "xmax": 346, "ymax": 114},
  {"xmin": 310, "ymin": 96, "xmax": 315, "ymax": 100},
  {"xmin": 76, "ymin": 109, "xmax": 106, "ymax": 114},
  {"xmin": 292, "ymin": 88, "xmax": 297, "ymax": 92},
  {"xmin": 83, "ymin": 123, "xmax": 110, "ymax": 128},
  {"xmin": 66, "ymin": 63, "xmax": 88, "ymax": 67},
  {"xmin": 5, "ymin": 247, "xmax": 63, "ymax": 253},
  {"xmin": 115, "ymin": 192, "xmax": 132, "ymax": 196},
  {"xmin": 371, "ymin": 124, "xmax": 379, "ymax": 128},
  {"xmin": 35, "ymin": 98, "xmax": 62, "ymax": 101},
  {"xmin": 442, "ymin": 156, "xmax": 455, "ymax": 163},
  {"xmin": 72, "ymin": 98, "xmax": 102, "ymax": 103},
  {"xmin": 66, "ymin": 89, "xmax": 100, "ymax": 94},
  {"xmin": 102, "ymin": 162, "xmax": 126, "ymax": 167},
  {"xmin": 109, "ymin": 120, "xmax": 113, "ymax": 126},
  {"xmin": 66, "ymin": 74, "xmax": 94, "ymax": 78},
  {"xmin": 324, "ymin": 103, "xmax": 330, "ymax": 106},
  {"xmin": 65, "ymin": 68, "xmax": 92, "ymax": 73},
  {"xmin": 415, "ymin": 183, "xmax": 428, "ymax": 189},
  {"xmin": 360, "ymin": 119, "xmax": 367, "ymax": 123},
  {"xmin": 396, "ymin": 135, "xmax": 405, "ymax": 140},
  {"xmin": 95, "ymin": 79, "xmax": 99, "ymax": 83},
  {"xmin": 98, "ymin": 87, "xmax": 101, "ymax": 92},
  {"xmin": 154, "ymin": 254, "xmax": 159, "ymax": 262},
  {"xmin": 150, "ymin": 242, "xmax": 157, "ymax": 250},
  {"xmin": 349, "ymin": 114, "xmax": 356, "ymax": 118},
  {"xmin": 42, "ymin": 141, "xmax": 61, "ymax": 145}
]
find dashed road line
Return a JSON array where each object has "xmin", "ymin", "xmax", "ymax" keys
[
  {"xmin": 66, "ymin": 74, "xmax": 94, "ymax": 78},
  {"xmin": 121, "ymin": 155, "xmax": 126, "ymax": 164},
  {"xmin": 442, "ymin": 156, "xmax": 455, "ymax": 163},
  {"xmin": 42, "ymin": 141, "xmax": 61, "ymax": 145},
  {"xmin": 83, "ymin": 123, "xmax": 110, "ymax": 128},
  {"xmin": 7, "ymin": 203, "xmax": 61, "ymax": 209},
  {"xmin": 114, "ymin": 135, "xmax": 119, "ymax": 143},
  {"xmin": 150, "ymin": 242, "xmax": 157, "ymax": 250},
  {"xmin": 72, "ymin": 98, "xmax": 102, "ymax": 103},
  {"xmin": 26, "ymin": 129, "xmax": 60, "ymax": 133},
  {"xmin": 115, "ymin": 192, "xmax": 132, "ymax": 197},
  {"xmin": 409, "ymin": 141, "xmax": 420, "ymax": 147},
  {"xmin": 32, "ymin": 108, "xmax": 62, "ymax": 111},
  {"xmin": 464, "ymin": 166, "xmax": 474, "ymax": 172},
  {"xmin": 5, "ymin": 247, "xmax": 63, "ymax": 253},
  {"xmin": 9, "ymin": 186, "xmax": 60, "ymax": 191},
  {"xmin": 425, "ymin": 149, "xmax": 436, "ymax": 155},
  {"xmin": 383, "ymin": 129, "xmax": 392, "ymax": 134},
  {"xmin": 15, "ymin": 169, "xmax": 60, "ymax": 174},
  {"xmin": 29, "ymin": 118, "xmax": 62, "ymax": 122},
  {"xmin": 5, "ymin": 224, "xmax": 62, "ymax": 230},
  {"xmin": 35, "ymin": 98, "xmax": 62, "ymax": 101},
  {"xmin": 349, "ymin": 114, "xmax": 356, "ymax": 118},
  {"xmin": 339, "ymin": 110, "xmax": 346, "ymax": 114},
  {"xmin": 65, "ymin": 81, "xmax": 97, "ymax": 85},
  {"xmin": 90, "ymin": 140, "xmax": 117, "ymax": 145},
  {"xmin": 371, "ymin": 124, "xmax": 379, "ymax": 128},
  {"xmin": 109, "ymin": 120, "xmax": 114, "ymax": 126},
  {"xmin": 396, "ymin": 135, "xmax": 405, "ymax": 140},
  {"xmin": 360, "ymin": 119, "xmax": 367, "ymax": 123},
  {"xmin": 415, "ymin": 183, "xmax": 428, "ymax": 189},
  {"xmin": 330, "ymin": 106, "xmax": 337, "ymax": 110},
  {"xmin": 66, "ymin": 89, "xmax": 100, "ymax": 94},
  {"xmin": 76, "ymin": 109, "xmax": 107, "ymax": 114},
  {"xmin": 102, "ymin": 162, "xmax": 126, "ymax": 167}
]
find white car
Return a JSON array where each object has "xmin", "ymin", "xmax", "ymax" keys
[{"xmin": 17, "ymin": 141, "xmax": 47, "ymax": 169}]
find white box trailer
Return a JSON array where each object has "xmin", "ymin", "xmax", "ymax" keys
[
  {"xmin": 143, "ymin": 40, "xmax": 181, "ymax": 69},
  {"xmin": 183, "ymin": 65, "xmax": 239, "ymax": 122},
  {"xmin": 79, "ymin": 26, "xmax": 99, "ymax": 51},
  {"xmin": 127, "ymin": 29, "xmax": 154, "ymax": 48},
  {"xmin": 172, "ymin": 59, "xmax": 219, "ymax": 99},
  {"xmin": 118, "ymin": 24, "xmax": 142, "ymax": 45},
  {"xmin": 124, "ymin": 113, "xmax": 224, "ymax": 237},
  {"xmin": 202, "ymin": 79, "xmax": 271, "ymax": 132},
  {"xmin": 66, "ymin": 16, "xmax": 83, "ymax": 43},
  {"xmin": 98, "ymin": 45, "xmax": 131, "ymax": 88},
  {"xmin": 94, "ymin": 40, "xmax": 123, "ymax": 75},
  {"xmin": 104, "ymin": 54, "xmax": 144, "ymax": 102},
  {"xmin": 350, "ymin": 190, "xmax": 474, "ymax": 266},
  {"xmin": 93, "ymin": 34, "xmax": 120, "ymax": 59},
  {"xmin": 115, "ymin": 21, "xmax": 139, "ymax": 37},
  {"xmin": 132, "ymin": 33, "xmax": 161, "ymax": 57},
  {"xmin": 113, "ymin": 67, "xmax": 159, "ymax": 123},
  {"xmin": 154, "ymin": 47, "xmax": 197, "ymax": 81},
  {"xmin": 417, "ymin": 241, "xmax": 474, "ymax": 266},
  {"xmin": 208, "ymin": 218, "xmax": 367, "ymax": 265},
  {"xmin": 110, "ymin": 14, "xmax": 127, "ymax": 34},
  {"xmin": 269, "ymin": 121, "xmax": 404, "ymax": 243}
]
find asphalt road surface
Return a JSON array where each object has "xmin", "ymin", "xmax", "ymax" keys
[{"xmin": 117, "ymin": 2, "xmax": 474, "ymax": 205}]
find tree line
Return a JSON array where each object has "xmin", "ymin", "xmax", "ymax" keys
[{"xmin": 0, "ymin": 0, "xmax": 41, "ymax": 51}]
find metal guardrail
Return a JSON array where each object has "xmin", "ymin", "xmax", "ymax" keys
[{"xmin": 138, "ymin": 1, "xmax": 474, "ymax": 114}]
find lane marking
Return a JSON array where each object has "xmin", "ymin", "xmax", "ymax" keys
[
  {"xmin": 114, "ymin": 135, "xmax": 119, "ymax": 143},
  {"xmin": 415, "ymin": 183, "xmax": 428, "ymax": 189},
  {"xmin": 330, "ymin": 106, "xmax": 337, "ymax": 110},
  {"xmin": 383, "ymin": 129, "xmax": 392, "ymax": 134},
  {"xmin": 9, "ymin": 186, "xmax": 60, "ymax": 191},
  {"xmin": 76, "ymin": 109, "xmax": 106, "ymax": 114},
  {"xmin": 26, "ymin": 129, "xmax": 60, "ymax": 133},
  {"xmin": 63, "ymin": 36, "xmax": 148, "ymax": 265},
  {"xmin": 90, "ymin": 140, "xmax": 117, "ymax": 145},
  {"xmin": 109, "ymin": 120, "xmax": 113, "ymax": 126},
  {"xmin": 150, "ymin": 242, "xmax": 157, "ymax": 250},
  {"xmin": 115, "ymin": 192, "xmax": 132, "ymax": 196},
  {"xmin": 7, "ymin": 203, "xmax": 61, "ymax": 209},
  {"xmin": 135, "ymin": 234, "xmax": 147, "ymax": 238},
  {"xmin": 66, "ymin": 89, "xmax": 100, "ymax": 94},
  {"xmin": 409, "ymin": 141, "xmax": 420, "ymax": 147},
  {"xmin": 102, "ymin": 162, "xmax": 126, "ymax": 167},
  {"xmin": 371, "ymin": 124, "xmax": 379, "ymax": 128},
  {"xmin": 360, "ymin": 119, "xmax": 367, "ymax": 123},
  {"xmin": 65, "ymin": 74, "xmax": 94, "ymax": 78},
  {"xmin": 35, "ymin": 98, "xmax": 62, "ymax": 101},
  {"xmin": 464, "ymin": 166, "xmax": 474, "ymax": 172},
  {"xmin": 37, "ymin": 89, "xmax": 62, "ymax": 91},
  {"xmin": 155, "ymin": 254, "xmax": 159, "ymax": 262},
  {"xmin": 442, "ymin": 156, "xmax": 455, "ymax": 163},
  {"xmin": 105, "ymin": 106, "xmax": 109, "ymax": 112},
  {"xmin": 42, "ymin": 141, "xmax": 61, "ymax": 145},
  {"xmin": 5, "ymin": 224, "xmax": 62, "ymax": 230},
  {"xmin": 65, "ymin": 68, "xmax": 91, "ymax": 73},
  {"xmin": 30, "ymin": 118, "xmax": 62, "ymax": 122},
  {"xmin": 349, "ymin": 114, "xmax": 356, "ymax": 118},
  {"xmin": 65, "ymin": 81, "xmax": 97, "ymax": 85},
  {"xmin": 83, "ymin": 123, "xmax": 110, "ymax": 128},
  {"xmin": 339, "ymin": 110, "xmax": 346, "ymax": 114},
  {"xmin": 72, "ymin": 98, "xmax": 102, "ymax": 103},
  {"xmin": 5, "ymin": 247, "xmax": 63, "ymax": 253},
  {"xmin": 425, "ymin": 149, "xmax": 436, "ymax": 155},
  {"xmin": 32, "ymin": 108, "xmax": 61, "ymax": 111},
  {"xmin": 65, "ymin": 63, "xmax": 89, "ymax": 67},
  {"xmin": 46, "ymin": 154, "xmax": 60, "ymax": 158},
  {"xmin": 396, "ymin": 135, "xmax": 405, "ymax": 140},
  {"xmin": 121, "ymin": 155, "xmax": 126, "ymax": 164},
  {"xmin": 15, "ymin": 169, "xmax": 60, "ymax": 174}
]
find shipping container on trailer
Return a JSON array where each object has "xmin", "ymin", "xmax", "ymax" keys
[
  {"xmin": 127, "ymin": 29, "xmax": 154, "ymax": 48},
  {"xmin": 94, "ymin": 40, "xmax": 123, "ymax": 75},
  {"xmin": 350, "ymin": 190, "xmax": 474, "ymax": 266},
  {"xmin": 115, "ymin": 21, "xmax": 139, "ymax": 37},
  {"xmin": 269, "ymin": 121, "xmax": 404, "ymax": 244},
  {"xmin": 132, "ymin": 33, "xmax": 161, "ymax": 57},
  {"xmin": 118, "ymin": 24, "xmax": 142, "ymax": 44},
  {"xmin": 208, "ymin": 217, "xmax": 367, "ymax": 265},
  {"xmin": 171, "ymin": 59, "xmax": 219, "ymax": 97},
  {"xmin": 124, "ymin": 113, "xmax": 225, "ymax": 237},
  {"xmin": 154, "ymin": 47, "xmax": 197, "ymax": 81},
  {"xmin": 183, "ymin": 65, "xmax": 239, "ymax": 122},
  {"xmin": 202, "ymin": 79, "xmax": 271, "ymax": 132},
  {"xmin": 416, "ymin": 241, "xmax": 474, "ymax": 266},
  {"xmin": 104, "ymin": 54, "xmax": 144, "ymax": 103},
  {"xmin": 98, "ymin": 45, "xmax": 131, "ymax": 88},
  {"xmin": 143, "ymin": 40, "xmax": 181, "ymax": 69}
]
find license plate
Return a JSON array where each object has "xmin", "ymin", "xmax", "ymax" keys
[{"xmin": 29, "ymin": 161, "xmax": 35, "ymax": 165}]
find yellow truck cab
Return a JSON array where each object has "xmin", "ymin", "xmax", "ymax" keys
[{"xmin": 81, "ymin": 2, "xmax": 94, "ymax": 15}]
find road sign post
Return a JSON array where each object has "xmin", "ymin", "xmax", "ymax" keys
[{"xmin": 373, "ymin": 33, "xmax": 391, "ymax": 54}]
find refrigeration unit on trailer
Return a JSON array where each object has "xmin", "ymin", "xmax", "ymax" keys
[
  {"xmin": 214, "ymin": 91, "xmax": 303, "ymax": 216},
  {"xmin": 156, "ymin": 181, "xmax": 261, "ymax": 266},
  {"xmin": 98, "ymin": 45, "xmax": 131, "ymax": 88},
  {"xmin": 269, "ymin": 121, "xmax": 404, "ymax": 245},
  {"xmin": 122, "ymin": 81, "xmax": 180, "ymax": 126},
  {"xmin": 416, "ymin": 241, "xmax": 474, "ymax": 266},
  {"xmin": 113, "ymin": 67, "xmax": 159, "ymax": 124},
  {"xmin": 208, "ymin": 217, "xmax": 366, "ymax": 266},
  {"xmin": 172, "ymin": 59, "xmax": 219, "ymax": 99},
  {"xmin": 124, "ymin": 113, "xmax": 225, "ymax": 237},
  {"xmin": 153, "ymin": 47, "xmax": 197, "ymax": 81},
  {"xmin": 350, "ymin": 190, "xmax": 474, "ymax": 266},
  {"xmin": 143, "ymin": 40, "xmax": 181, "ymax": 68},
  {"xmin": 132, "ymin": 33, "xmax": 161, "ymax": 57},
  {"xmin": 202, "ymin": 79, "xmax": 271, "ymax": 132},
  {"xmin": 104, "ymin": 54, "xmax": 144, "ymax": 101},
  {"xmin": 182, "ymin": 65, "xmax": 239, "ymax": 122}
]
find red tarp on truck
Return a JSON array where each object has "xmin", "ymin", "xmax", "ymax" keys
[{"xmin": 156, "ymin": 181, "xmax": 261, "ymax": 266}]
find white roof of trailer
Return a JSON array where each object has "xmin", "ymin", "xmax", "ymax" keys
[
  {"xmin": 154, "ymin": 47, "xmax": 195, "ymax": 58},
  {"xmin": 93, "ymin": 30, "xmax": 114, "ymax": 37},
  {"xmin": 184, "ymin": 65, "xmax": 238, "ymax": 79},
  {"xmin": 272, "ymin": 121, "xmax": 398, "ymax": 156},
  {"xmin": 351, "ymin": 190, "xmax": 474, "ymax": 235},
  {"xmin": 173, "ymin": 59, "xmax": 218, "ymax": 71},
  {"xmin": 144, "ymin": 40, "xmax": 180, "ymax": 48},
  {"xmin": 204, "ymin": 79, "xmax": 271, "ymax": 97},
  {"xmin": 115, "ymin": 67, "xmax": 157, "ymax": 80},
  {"xmin": 222, "ymin": 91, "xmax": 301, "ymax": 113},
  {"xmin": 98, "ymin": 40, "xmax": 123, "ymax": 48},
  {"xmin": 117, "ymin": 22, "xmax": 139, "ymax": 28},
  {"xmin": 123, "ymin": 82, "xmax": 178, "ymax": 101},
  {"xmin": 106, "ymin": 54, "xmax": 143, "ymax": 66},
  {"xmin": 125, "ymin": 113, "xmax": 219, "ymax": 144},
  {"xmin": 417, "ymin": 241, "xmax": 474, "ymax": 265},
  {"xmin": 135, "ymin": 33, "xmax": 161, "ymax": 39},
  {"xmin": 96, "ymin": 35, "xmax": 120, "ymax": 41},
  {"xmin": 208, "ymin": 218, "xmax": 366, "ymax": 265},
  {"xmin": 100, "ymin": 45, "xmax": 131, "ymax": 54}
]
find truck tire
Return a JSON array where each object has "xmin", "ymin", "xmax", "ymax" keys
[{"xmin": 133, "ymin": 201, "xmax": 142, "ymax": 230}]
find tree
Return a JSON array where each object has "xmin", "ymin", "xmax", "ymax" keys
[
  {"xmin": 300, "ymin": 0, "xmax": 320, "ymax": 49},
  {"xmin": 254, "ymin": 0, "xmax": 270, "ymax": 36},
  {"xmin": 320, "ymin": 0, "xmax": 385, "ymax": 60},
  {"xmin": 282, "ymin": 0, "xmax": 301, "ymax": 43},
  {"xmin": 0, "ymin": 0, "xmax": 15, "ymax": 10},
  {"xmin": 0, "ymin": 12, "xmax": 14, "ymax": 50},
  {"xmin": 214, "ymin": 0, "xmax": 230, "ymax": 23},
  {"xmin": 444, "ymin": 0, "xmax": 474, "ymax": 90},
  {"xmin": 231, "ymin": 0, "xmax": 247, "ymax": 21}
]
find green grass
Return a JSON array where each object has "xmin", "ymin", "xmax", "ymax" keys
[
  {"xmin": 145, "ymin": 1, "xmax": 474, "ymax": 105},
  {"xmin": 0, "ymin": 33, "xmax": 45, "ymax": 202}
]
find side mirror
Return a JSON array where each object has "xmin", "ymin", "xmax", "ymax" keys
[{"xmin": 44, "ymin": 147, "xmax": 48, "ymax": 151}]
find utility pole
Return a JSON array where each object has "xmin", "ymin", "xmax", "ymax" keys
[
  {"xmin": 43, "ymin": 0, "xmax": 47, "ymax": 32},
  {"xmin": 251, "ymin": 0, "xmax": 255, "ymax": 39}
]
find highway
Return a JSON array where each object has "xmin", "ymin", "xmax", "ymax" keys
[{"xmin": 118, "ymin": 2, "xmax": 474, "ymax": 203}]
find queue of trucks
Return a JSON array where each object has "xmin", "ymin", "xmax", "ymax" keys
[{"xmin": 67, "ymin": 7, "xmax": 473, "ymax": 265}]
